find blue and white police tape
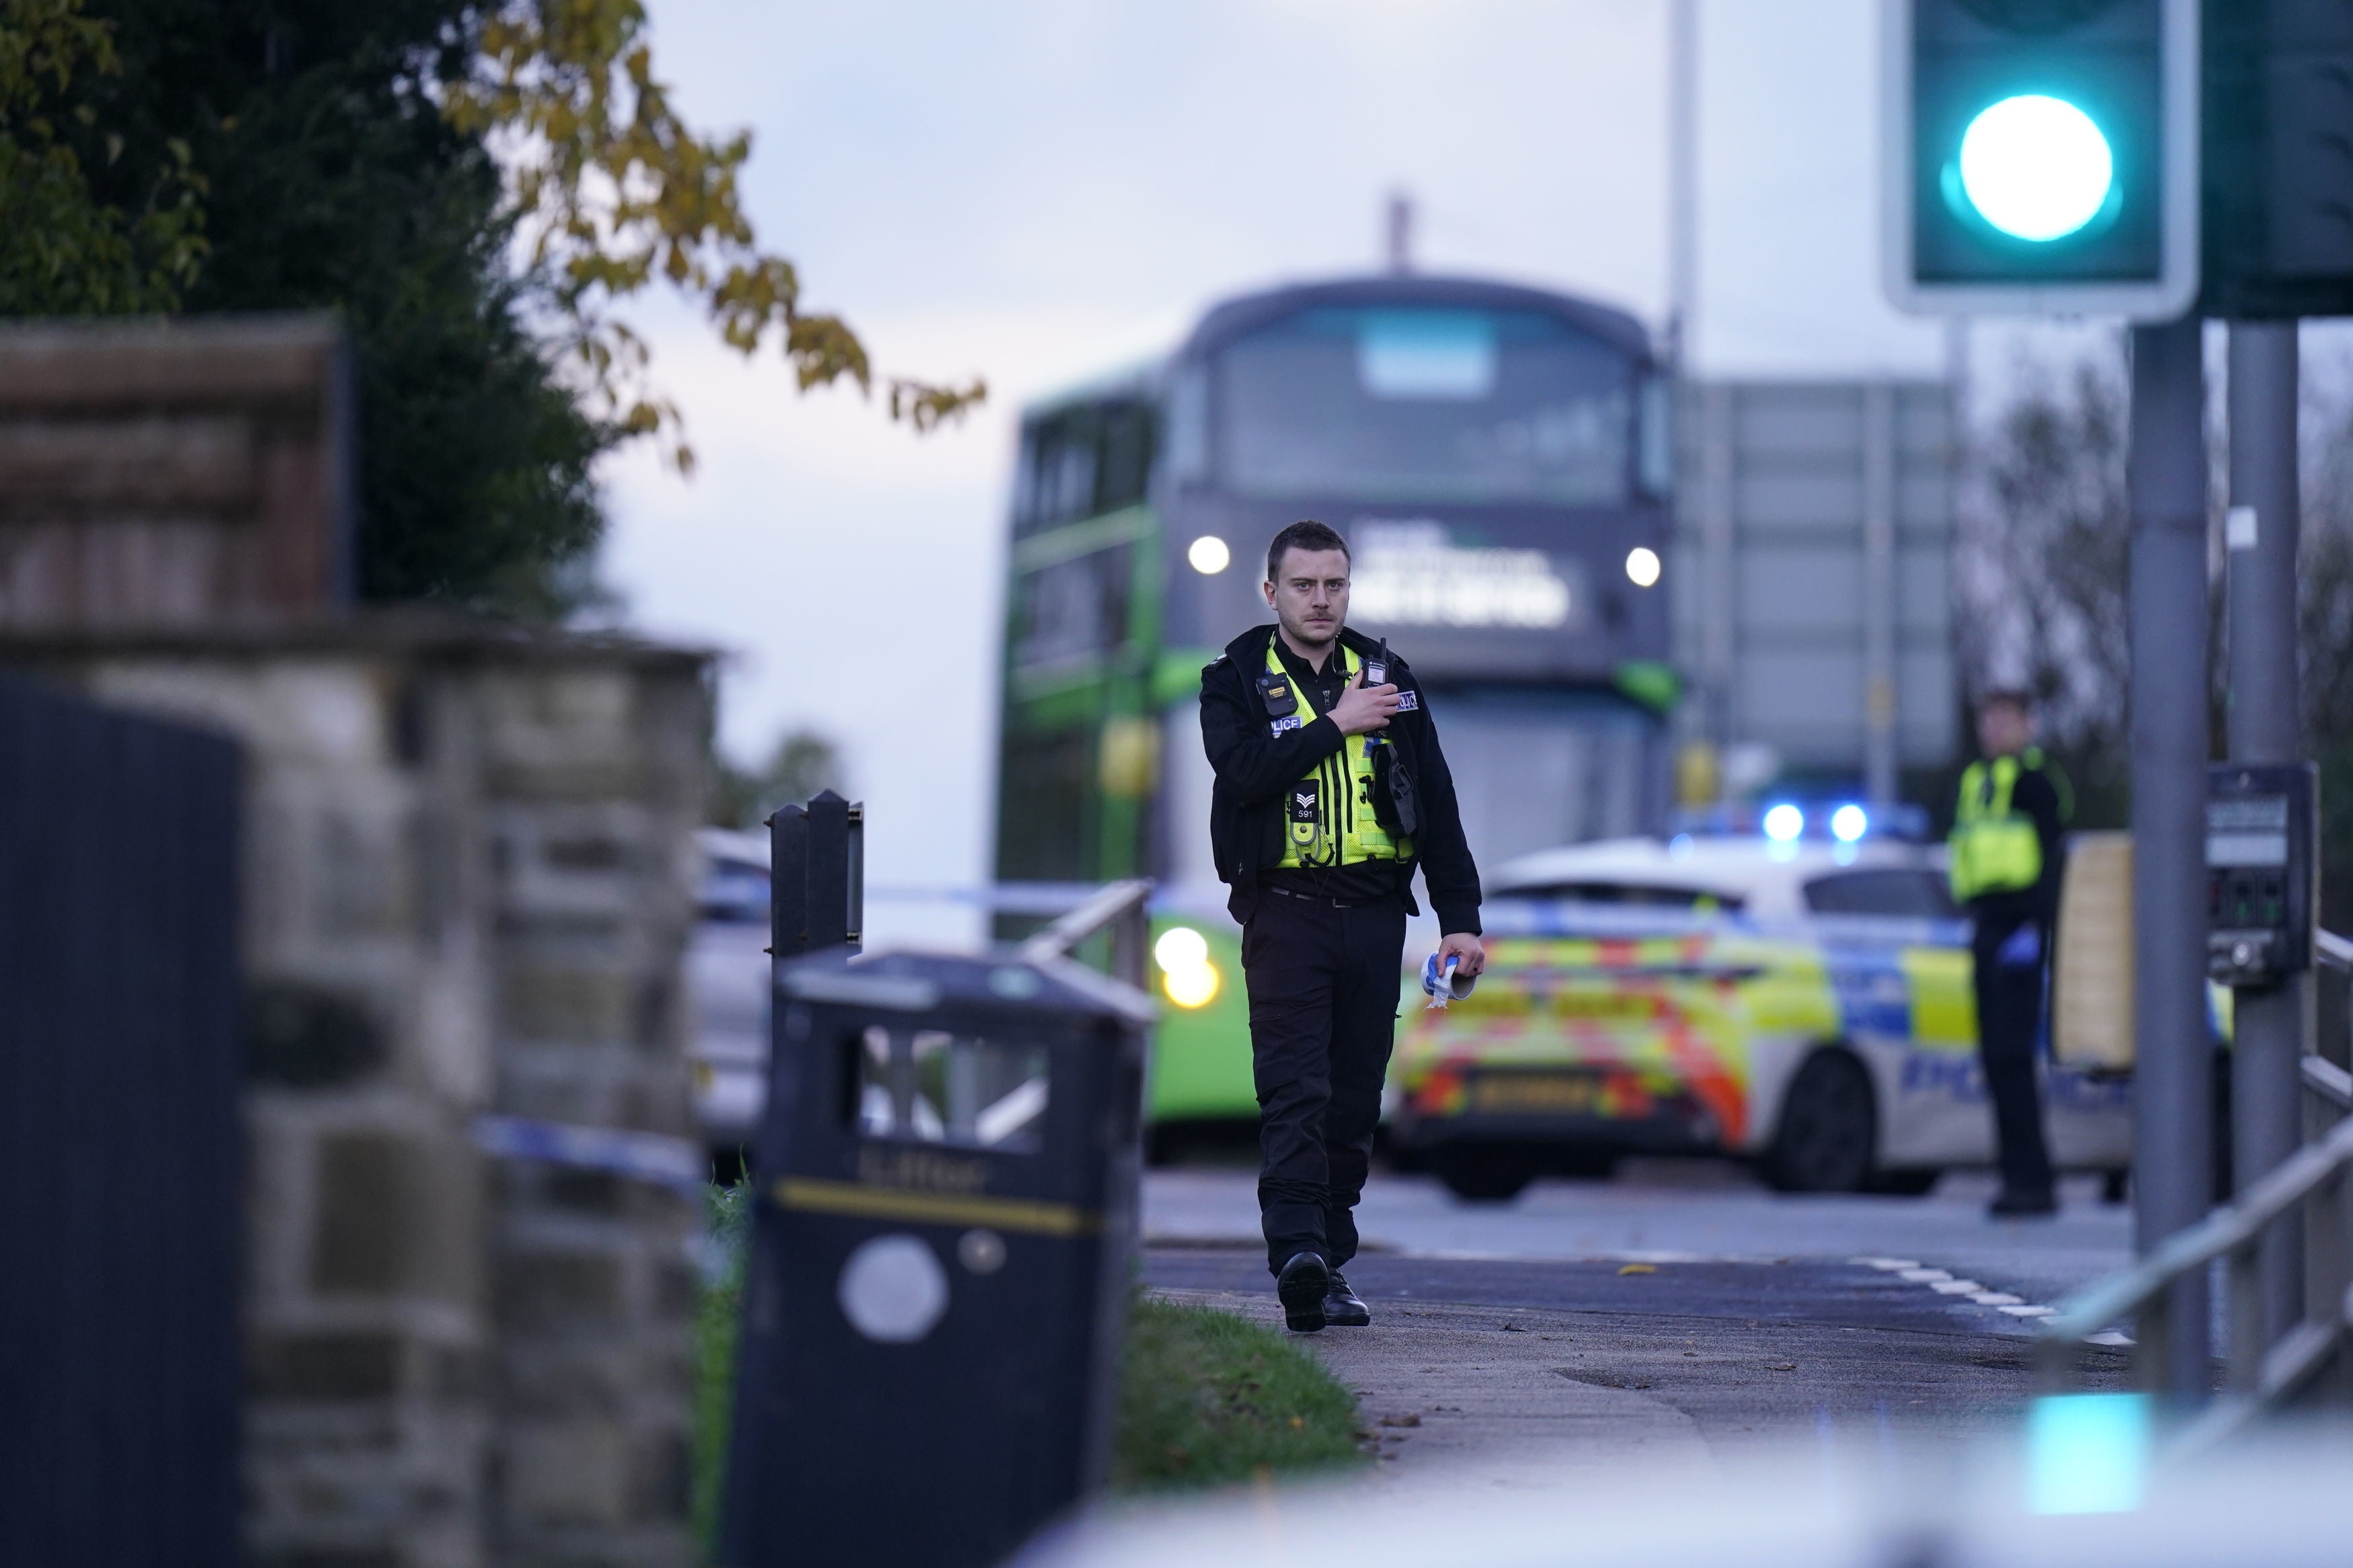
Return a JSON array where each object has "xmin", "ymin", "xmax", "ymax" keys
[
  {"xmin": 1421, "ymin": 952, "xmax": 1476, "ymax": 1009},
  {"xmin": 473, "ymin": 1113, "xmax": 708, "ymax": 1192}
]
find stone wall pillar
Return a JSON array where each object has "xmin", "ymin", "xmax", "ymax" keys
[{"xmin": 3, "ymin": 623, "xmax": 709, "ymax": 1568}]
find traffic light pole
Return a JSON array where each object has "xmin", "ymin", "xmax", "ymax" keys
[
  {"xmin": 2127, "ymin": 315, "xmax": 2212, "ymax": 1401},
  {"xmin": 2226, "ymin": 321, "xmax": 2308, "ymax": 1349}
]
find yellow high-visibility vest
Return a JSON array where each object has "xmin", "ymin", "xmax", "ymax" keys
[
  {"xmin": 1267, "ymin": 642, "xmax": 1410, "ymax": 870},
  {"xmin": 1950, "ymin": 747, "xmax": 2064, "ymax": 901}
]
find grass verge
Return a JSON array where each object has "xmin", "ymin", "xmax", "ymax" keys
[
  {"xmin": 690, "ymin": 1182, "xmax": 752, "ymax": 1553},
  {"xmin": 689, "ymin": 1186, "xmax": 1367, "ymax": 1552},
  {"xmin": 1111, "ymin": 1292, "xmax": 1367, "ymax": 1491}
]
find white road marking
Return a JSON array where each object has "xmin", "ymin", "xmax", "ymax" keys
[{"xmin": 1853, "ymin": 1255, "xmax": 2074, "ymax": 1329}]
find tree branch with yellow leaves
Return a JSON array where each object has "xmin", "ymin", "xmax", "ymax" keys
[{"xmin": 446, "ymin": 0, "xmax": 984, "ymax": 468}]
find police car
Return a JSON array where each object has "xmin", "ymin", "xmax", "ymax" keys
[{"xmin": 1385, "ymin": 813, "xmax": 2132, "ymax": 1201}]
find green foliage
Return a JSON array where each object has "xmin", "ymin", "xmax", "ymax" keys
[
  {"xmin": 2, "ymin": 0, "xmax": 981, "ymax": 613},
  {"xmin": 692, "ymin": 1181, "xmax": 751, "ymax": 1556},
  {"xmin": 448, "ymin": 0, "xmax": 984, "ymax": 468},
  {"xmin": 709, "ymin": 729, "xmax": 848, "ymax": 829},
  {"xmin": 7, "ymin": 0, "xmax": 612, "ymax": 612},
  {"xmin": 0, "ymin": 0, "xmax": 202, "ymax": 314},
  {"xmin": 1112, "ymin": 1294, "xmax": 1366, "ymax": 1491}
]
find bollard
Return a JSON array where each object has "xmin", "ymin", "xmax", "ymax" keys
[
  {"xmin": 770, "ymin": 788, "xmax": 863, "ymax": 960},
  {"xmin": 717, "ymin": 945, "xmax": 1152, "ymax": 1568}
]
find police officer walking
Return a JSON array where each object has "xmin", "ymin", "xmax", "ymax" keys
[
  {"xmin": 1948, "ymin": 690, "xmax": 2072, "ymax": 1218},
  {"xmin": 1200, "ymin": 521, "xmax": 1484, "ymax": 1331}
]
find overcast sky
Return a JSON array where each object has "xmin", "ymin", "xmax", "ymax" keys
[{"xmin": 596, "ymin": 0, "xmax": 2040, "ymax": 930}]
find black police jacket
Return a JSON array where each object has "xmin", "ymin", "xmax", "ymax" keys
[{"xmin": 1199, "ymin": 623, "xmax": 1482, "ymax": 935}]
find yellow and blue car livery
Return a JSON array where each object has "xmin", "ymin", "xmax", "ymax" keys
[{"xmin": 1384, "ymin": 834, "xmax": 2136, "ymax": 1198}]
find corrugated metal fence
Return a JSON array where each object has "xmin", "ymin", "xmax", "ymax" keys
[{"xmin": 0, "ymin": 677, "xmax": 242, "ymax": 1567}]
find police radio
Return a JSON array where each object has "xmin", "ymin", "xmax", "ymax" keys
[
  {"xmin": 1363, "ymin": 638, "xmax": 1419, "ymax": 838},
  {"xmin": 2206, "ymin": 762, "xmax": 2318, "ymax": 988},
  {"xmin": 1363, "ymin": 639, "xmax": 1390, "ymax": 749}
]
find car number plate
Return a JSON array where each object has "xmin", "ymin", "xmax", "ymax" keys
[{"xmin": 1468, "ymin": 1071, "xmax": 1600, "ymax": 1115}]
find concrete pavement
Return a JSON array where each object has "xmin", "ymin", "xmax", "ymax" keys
[{"xmin": 1140, "ymin": 1159, "xmax": 2135, "ymax": 1484}]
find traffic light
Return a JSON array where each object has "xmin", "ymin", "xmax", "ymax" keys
[
  {"xmin": 2203, "ymin": 4, "xmax": 2353, "ymax": 319},
  {"xmin": 1882, "ymin": 0, "xmax": 2200, "ymax": 318}
]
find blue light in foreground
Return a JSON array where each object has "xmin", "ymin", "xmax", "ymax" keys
[
  {"xmin": 1831, "ymin": 804, "xmax": 1868, "ymax": 843},
  {"xmin": 1761, "ymin": 803, "xmax": 1804, "ymax": 843},
  {"xmin": 2027, "ymin": 1393, "xmax": 2150, "ymax": 1515}
]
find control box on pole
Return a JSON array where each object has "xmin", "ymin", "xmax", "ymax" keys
[{"xmin": 2206, "ymin": 761, "xmax": 2319, "ymax": 987}]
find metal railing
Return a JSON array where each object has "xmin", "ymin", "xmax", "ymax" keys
[
  {"xmin": 2040, "ymin": 928, "xmax": 2353, "ymax": 1442},
  {"xmin": 1015, "ymin": 878, "xmax": 1154, "ymax": 991}
]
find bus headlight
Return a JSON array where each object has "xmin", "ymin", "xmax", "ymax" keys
[{"xmin": 1156, "ymin": 925, "xmax": 1220, "ymax": 1008}]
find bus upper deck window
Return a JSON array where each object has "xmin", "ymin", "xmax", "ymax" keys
[
  {"xmin": 1359, "ymin": 311, "xmax": 1497, "ymax": 401},
  {"xmin": 1215, "ymin": 305, "xmax": 1634, "ymax": 507}
]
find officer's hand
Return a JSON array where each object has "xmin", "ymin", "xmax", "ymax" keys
[
  {"xmin": 1330, "ymin": 667, "xmax": 1402, "ymax": 735},
  {"xmin": 1437, "ymin": 932, "xmax": 1485, "ymax": 979}
]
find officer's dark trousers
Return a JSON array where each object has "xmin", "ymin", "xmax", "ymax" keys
[
  {"xmin": 1241, "ymin": 886, "xmax": 1407, "ymax": 1276},
  {"xmin": 1971, "ymin": 915, "xmax": 2056, "ymax": 1198}
]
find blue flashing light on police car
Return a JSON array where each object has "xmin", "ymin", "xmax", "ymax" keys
[
  {"xmin": 1830, "ymin": 804, "xmax": 1869, "ymax": 843},
  {"xmin": 1761, "ymin": 803, "xmax": 1804, "ymax": 843}
]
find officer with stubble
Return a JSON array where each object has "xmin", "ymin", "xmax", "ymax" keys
[{"xmin": 1199, "ymin": 520, "xmax": 1485, "ymax": 1331}]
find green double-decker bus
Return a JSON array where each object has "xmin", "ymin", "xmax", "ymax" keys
[{"xmin": 993, "ymin": 272, "xmax": 1678, "ymax": 1147}]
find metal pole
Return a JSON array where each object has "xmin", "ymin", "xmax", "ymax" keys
[
  {"xmin": 1862, "ymin": 382, "xmax": 1899, "ymax": 807},
  {"xmin": 1666, "ymin": 0, "xmax": 1698, "ymax": 372},
  {"xmin": 2227, "ymin": 320, "xmax": 2307, "ymax": 1349},
  {"xmin": 2128, "ymin": 315, "xmax": 2213, "ymax": 1403}
]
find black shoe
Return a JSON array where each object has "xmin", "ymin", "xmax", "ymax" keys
[
  {"xmin": 1988, "ymin": 1187, "xmax": 2058, "ymax": 1218},
  {"xmin": 1275, "ymin": 1251, "xmax": 1330, "ymax": 1332},
  {"xmin": 1324, "ymin": 1270, "xmax": 1371, "ymax": 1327}
]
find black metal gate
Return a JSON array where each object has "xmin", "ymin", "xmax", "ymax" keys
[{"xmin": 0, "ymin": 677, "xmax": 243, "ymax": 1568}]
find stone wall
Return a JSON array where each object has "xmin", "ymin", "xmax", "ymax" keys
[
  {"xmin": 3, "ymin": 620, "xmax": 709, "ymax": 1568},
  {"xmin": 0, "ymin": 316, "xmax": 353, "ymax": 630}
]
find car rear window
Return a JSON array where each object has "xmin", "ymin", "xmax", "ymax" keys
[
  {"xmin": 1802, "ymin": 869, "xmax": 1957, "ymax": 919},
  {"xmin": 1507, "ymin": 881, "xmax": 1745, "ymax": 913}
]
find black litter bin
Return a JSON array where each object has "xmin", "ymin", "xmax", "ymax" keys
[{"xmin": 719, "ymin": 944, "xmax": 1152, "ymax": 1568}]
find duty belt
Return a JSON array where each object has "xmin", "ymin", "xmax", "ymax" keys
[{"xmin": 1263, "ymin": 879, "xmax": 1390, "ymax": 909}]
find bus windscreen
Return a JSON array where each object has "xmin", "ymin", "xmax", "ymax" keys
[{"xmin": 1215, "ymin": 306, "xmax": 1632, "ymax": 506}]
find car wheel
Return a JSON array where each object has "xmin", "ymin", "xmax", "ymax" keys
[
  {"xmin": 1433, "ymin": 1147, "xmax": 1536, "ymax": 1203},
  {"xmin": 1763, "ymin": 1050, "xmax": 1877, "ymax": 1194}
]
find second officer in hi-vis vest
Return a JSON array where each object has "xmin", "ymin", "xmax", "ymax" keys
[
  {"xmin": 1200, "ymin": 520, "xmax": 1484, "ymax": 1331},
  {"xmin": 1948, "ymin": 689, "xmax": 2072, "ymax": 1219}
]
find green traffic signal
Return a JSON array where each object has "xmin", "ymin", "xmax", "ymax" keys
[
  {"xmin": 1956, "ymin": 93, "xmax": 2116, "ymax": 243},
  {"xmin": 1888, "ymin": 0, "xmax": 2194, "ymax": 318}
]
